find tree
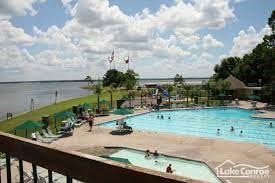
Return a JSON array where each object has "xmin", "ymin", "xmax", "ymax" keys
[
  {"xmin": 174, "ymin": 74, "xmax": 184, "ymax": 86},
  {"xmin": 123, "ymin": 69, "xmax": 139, "ymax": 90},
  {"xmin": 84, "ymin": 76, "xmax": 93, "ymax": 86},
  {"xmin": 167, "ymin": 85, "xmax": 174, "ymax": 108},
  {"xmin": 184, "ymin": 85, "xmax": 192, "ymax": 107},
  {"xmin": 94, "ymin": 80, "xmax": 102, "ymax": 110},
  {"xmin": 102, "ymin": 69, "xmax": 125, "ymax": 88},
  {"xmin": 213, "ymin": 57, "xmax": 240, "ymax": 80}
]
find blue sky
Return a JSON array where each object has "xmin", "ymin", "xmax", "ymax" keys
[{"xmin": 0, "ymin": 0, "xmax": 274, "ymax": 81}]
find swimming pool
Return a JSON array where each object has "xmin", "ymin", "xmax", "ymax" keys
[
  {"xmin": 98, "ymin": 107, "xmax": 275, "ymax": 148},
  {"xmin": 109, "ymin": 149, "xmax": 221, "ymax": 183}
]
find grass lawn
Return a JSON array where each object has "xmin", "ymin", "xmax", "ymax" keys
[{"xmin": 0, "ymin": 90, "xmax": 127, "ymax": 134}]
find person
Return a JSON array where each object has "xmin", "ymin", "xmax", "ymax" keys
[
  {"xmin": 153, "ymin": 150, "xmax": 159, "ymax": 157},
  {"xmin": 230, "ymin": 126, "xmax": 235, "ymax": 132},
  {"xmin": 239, "ymin": 130, "xmax": 243, "ymax": 136},
  {"xmin": 168, "ymin": 116, "xmax": 171, "ymax": 120},
  {"xmin": 161, "ymin": 115, "xmax": 164, "ymax": 120},
  {"xmin": 123, "ymin": 122, "xmax": 133, "ymax": 131},
  {"xmin": 166, "ymin": 164, "xmax": 173, "ymax": 173},
  {"xmin": 217, "ymin": 128, "xmax": 220, "ymax": 135},
  {"xmin": 145, "ymin": 149, "xmax": 150, "ymax": 158},
  {"xmin": 269, "ymin": 122, "xmax": 273, "ymax": 128},
  {"xmin": 88, "ymin": 115, "xmax": 94, "ymax": 132},
  {"xmin": 157, "ymin": 115, "xmax": 159, "ymax": 119}
]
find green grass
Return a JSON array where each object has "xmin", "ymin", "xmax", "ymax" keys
[{"xmin": 0, "ymin": 90, "xmax": 127, "ymax": 134}]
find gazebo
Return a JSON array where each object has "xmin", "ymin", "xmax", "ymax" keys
[{"xmin": 225, "ymin": 75, "xmax": 262, "ymax": 99}]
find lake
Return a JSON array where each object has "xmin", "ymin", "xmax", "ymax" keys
[{"xmin": 0, "ymin": 82, "xmax": 92, "ymax": 120}]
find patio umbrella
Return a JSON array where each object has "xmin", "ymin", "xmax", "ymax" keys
[
  {"xmin": 249, "ymin": 95, "xmax": 261, "ymax": 101},
  {"xmin": 54, "ymin": 111, "xmax": 76, "ymax": 120},
  {"xmin": 112, "ymin": 108, "xmax": 134, "ymax": 115},
  {"xmin": 80, "ymin": 103, "xmax": 93, "ymax": 110},
  {"xmin": 100, "ymin": 155, "xmax": 131, "ymax": 164},
  {"xmin": 14, "ymin": 120, "xmax": 43, "ymax": 137},
  {"xmin": 99, "ymin": 100, "xmax": 109, "ymax": 104}
]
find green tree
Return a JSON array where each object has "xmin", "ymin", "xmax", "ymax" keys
[
  {"xmin": 84, "ymin": 75, "xmax": 92, "ymax": 86},
  {"xmin": 123, "ymin": 69, "xmax": 139, "ymax": 90},
  {"xmin": 102, "ymin": 69, "xmax": 125, "ymax": 88},
  {"xmin": 184, "ymin": 85, "xmax": 192, "ymax": 107},
  {"xmin": 174, "ymin": 74, "xmax": 184, "ymax": 86},
  {"xmin": 94, "ymin": 80, "xmax": 102, "ymax": 110},
  {"xmin": 167, "ymin": 85, "xmax": 174, "ymax": 108},
  {"xmin": 213, "ymin": 57, "xmax": 240, "ymax": 80}
]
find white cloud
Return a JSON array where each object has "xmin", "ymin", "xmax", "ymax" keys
[
  {"xmin": 0, "ymin": 0, "xmax": 238, "ymax": 80},
  {"xmin": 202, "ymin": 34, "xmax": 224, "ymax": 49},
  {"xmin": 230, "ymin": 25, "xmax": 272, "ymax": 57},
  {"xmin": 0, "ymin": 0, "xmax": 46, "ymax": 19},
  {"xmin": 0, "ymin": 20, "xmax": 34, "ymax": 45}
]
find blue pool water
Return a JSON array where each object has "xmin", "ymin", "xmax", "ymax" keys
[
  {"xmin": 98, "ymin": 108, "xmax": 275, "ymax": 148},
  {"xmin": 110, "ymin": 149, "xmax": 221, "ymax": 183}
]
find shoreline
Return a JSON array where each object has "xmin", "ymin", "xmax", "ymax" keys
[{"xmin": 0, "ymin": 93, "xmax": 91, "ymax": 122}]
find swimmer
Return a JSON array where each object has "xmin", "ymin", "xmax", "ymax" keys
[
  {"xmin": 239, "ymin": 130, "xmax": 243, "ymax": 136},
  {"xmin": 166, "ymin": 164, "xmax": 173, "ymax": 173},
  {"xmin": 168, "ymin": 116, "xmax": 171, "ymax": 120},
  {"xmin": 230, "ymin": 126, "xmax": 235, "ymax": 132},
  {"xmin": 161, "ymin": 115, "xmax": 164, "ymax": 120},
  {"xmin": 217, "ymin": 128, "xmax": 220, "ymax": 135},
  {"xmin": 145, "ymin": 149, "xmax": 151, "ymax": 158},
  {"xmin": 269, "ymin": 122, "xmax": 273, "ymax": 128},
  {"xmin": 153, "ymin": 150, "xmax": 159, "ymax": 157}
]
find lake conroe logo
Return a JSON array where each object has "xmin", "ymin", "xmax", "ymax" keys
[{"xmin": 215, "ymin": 160, "xmax": 270, "ymax": 179}]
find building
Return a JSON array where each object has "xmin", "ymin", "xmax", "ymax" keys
[{"xmin": 225, "ymin": 75, "xmax": 262, "ymax": 99}]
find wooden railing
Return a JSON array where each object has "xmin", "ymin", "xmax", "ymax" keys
[{"xmin": 0, "ymin": 132, "xmax": 201, "ymax": 183}]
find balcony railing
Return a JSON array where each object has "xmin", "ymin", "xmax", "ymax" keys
[{"xmin": 0, "ymin": 132, "xmax": 199, "ymax": 183}]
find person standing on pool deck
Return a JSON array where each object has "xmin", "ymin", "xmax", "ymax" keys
[{"xmin": 166, "ymin": 164, "xmax": 173, "ymax": 173}]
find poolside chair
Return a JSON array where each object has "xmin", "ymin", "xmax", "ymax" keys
[
  {"xmin": 46, "ymin": 128, "xmax": 62, "ymax": 138},
  {"xmin": 41, "ymin": 129, "xmax": 58, "ymax": 140},
  {"xmin": 35, "ymin": 132, "xmax": 54, "ymax": 143}
]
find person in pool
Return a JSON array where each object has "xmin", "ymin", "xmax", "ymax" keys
[
  {"xmin": 239, "ymin": 130, "xmax": 243, "ymax": 136},
  {"xmin": 168, "ymin": 116, "xmax": 171, "ymax": 120},
  {"xmin": 161, "ymin": 115, "xmax": 164, "ymax": 120},
  {"xmin": 217, "ymin": 128, "xmax": 220, "ymax": 135},
  {"xmin": 166, "ymin": 164, "xmax": 173, "ymax": 173},
  {"xmin": 145, "ymin": 149, "xmax": 151, "ymax": 158},
  {"xmin": 153, "ymin": 150, "xmax": 159, "ymax": 157},
  {"xmin": 230, "ymin": 126, "xmax": 235, "ymax": 132},
  {"xmin": 269, "ymin": 122, "xmax": 273, "ymax": 128},
  {"xmin": 157, "ymin": 115, "xmax": 159, "ymax": 119}
]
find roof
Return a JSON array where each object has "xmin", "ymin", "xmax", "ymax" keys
[{"xmin": 225, "ymin": 75, "xmax": 247, "ymax": 90}]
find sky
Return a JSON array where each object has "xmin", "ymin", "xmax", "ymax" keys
[{"xmin": 0, "ymin": 0, "xmax": 274, "ymax": 81}]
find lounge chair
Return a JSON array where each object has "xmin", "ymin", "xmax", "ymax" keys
[
  {"xmin": 35, "ymin": 132, "xmax": 54, "ymax": 143},
  {"xmin": 46, "ymin": 128, "xmax": 62, "ymax": 138},
  {"xmin": 41, "ymin": 129, "xmax": 58, "ymax": 140}
]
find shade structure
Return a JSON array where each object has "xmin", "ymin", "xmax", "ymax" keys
[
  {"xmin": 14, "ymin": 120, "xmax": 43, "ymax": 137},
  {"xmin": 79, "ymin": 103, "xmax": 93, "ymax": 110},
  {"xmin": 99, "ymin": 100, "xmax": 109, "ymax": 104},
  {"xmin": 249, "ymin": 95, "xmax": 261, "ymax": 101},
  {"xmin": 100, "ymin": 155, "xmax": 131, "ymax": 164},
  {"xmin": 54, "ymin": 111, "xmax": 76, "ymax": 120},
  {"xmin": 112, "ymin": 108, "xmax": 134, "ymax": 115}
]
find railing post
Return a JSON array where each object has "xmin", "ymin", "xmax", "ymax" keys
[
  {"xmin": 5, "ymin": 154, "xmax": 11, "ymax": 183},
  {"xmin": 19, "ymin": 160, "xmax": 24, "ymax": 183},
  {"xmin": 66, "ymin": 176, "xmax": 73, "ymax": 183},
  {"xmin": 32, "ymin": 164, "xmax": 37, "ymax": 183},
  {"xmin": 48, "ymin": 170, "xmax": 53, "ymax": 183}
]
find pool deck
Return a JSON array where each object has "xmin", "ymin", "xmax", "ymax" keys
[{"xmin": 50, "ymin": 107, "xmax": 275, "ymax": 183}]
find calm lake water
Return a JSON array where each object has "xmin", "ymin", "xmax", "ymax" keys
[
  {"xmin": 0, "ymin": 82, "xmax": 91, "ymax": 120},
  {"xmin": 0, "ymin": 78, "xmax": 208, "ymax": 120}
]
